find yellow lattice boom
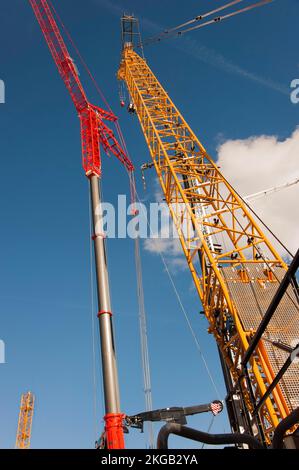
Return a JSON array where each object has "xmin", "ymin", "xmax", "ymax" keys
[
  {"xmin": 15, "ymin": 392, "xmax": 35, "ymax": 449},
  {"xmin": 118, "ymin": 30, "xmax": 299, "ymax": 444}
]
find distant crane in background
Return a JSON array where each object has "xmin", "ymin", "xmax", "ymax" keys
[
  {"xmin": 15, "ymin": 392, "xmax": 35, "ymax": 449},
  {"xmin": 28, "ymin": 0, "xmax": 135, "ymax": 449}
]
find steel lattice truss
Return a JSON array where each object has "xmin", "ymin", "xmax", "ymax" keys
[
  {"xmin": 29, "ymin": 0, "xmax": 134, "ymax": 177},
  {"xmin": 118, "ymin": 44, "xmax": 299, "ymax": 444},
  {"xmin": 15, "ymin": 392, "xmax": 35, "ymax": 449}
]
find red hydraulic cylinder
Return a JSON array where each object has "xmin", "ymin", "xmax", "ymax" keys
[{"xmin": 104, "ymin": 413, "xmax": 126, "ymax": 449}]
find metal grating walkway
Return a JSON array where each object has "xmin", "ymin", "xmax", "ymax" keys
[{"xmin": 221, "ymin": 264, "xmax": 299, "ymax": 411}]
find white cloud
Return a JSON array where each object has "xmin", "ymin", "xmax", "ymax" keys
[
  {"xmin": 143, "ymin": 130, "xmax": 299, "ymax": 265},
  {"xmin": 143, "ymin": 233, "xmax": 187, "ymax": 272},
  {"xmin": 143, "ymin": 226, "xmax": 187, "ymax": 272},
  {"xmin": 217, "ymin": 128, "xmax": 299, "ymax": 257},
  {"xmin": 143, "ymin": 179, "xmax": 186, "ymax": 271},
  {"xmin": 144, "ymin": 236, "xmax": 181, "ymax": 256}
]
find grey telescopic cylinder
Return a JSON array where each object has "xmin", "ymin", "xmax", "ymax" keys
[{"xmin": 89, "ymin": 175, "xmax": 121, "ymax": 414}]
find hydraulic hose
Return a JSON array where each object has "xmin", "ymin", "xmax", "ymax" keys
[
  {"xmin": 272, "ymin": 407, "xmax": 299, "ymax": 449},
  {"xmin": 157, "ymin": 423, "xmax": 264, "ymax": 449}
]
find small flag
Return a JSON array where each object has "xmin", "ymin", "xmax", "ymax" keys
[{"xmin": 210, "ymin": 401, "xmax": 223, "ymax": 416}]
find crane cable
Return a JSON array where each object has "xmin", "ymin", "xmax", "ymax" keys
[
  {"xmin": 201, "ymin": 415, "xmax": 215, "ymax": 449},
  {"xmin": 143, "ymin": 0, "xmax": 274, "ymax": 46},
  {"xmin": 201, "ymin": 163, "xmax": 298, "ymax": 309},
  {"xmin": 48, "ymin": 0, "xmax": 114, "ymax": 114},
  {"xmin": 117, "ymin": 117, "xmax": 223, "ymax": 401},
  {"xmin": 119, "ymin": 131, "xmax": 223, "ymax": 401},
  {"xmin": 115, "ymin": 129, "xmax": 156, "ymax": 450},
  {"xmin": 49, "ymin": 1, "xmax": 153, "ymax": 433},
  {"xmin": 131, "ymin": 183, "xmax": 223, "ymax": 401},
  {"xmin": 144, "ymin": 0, "xmax": 243, "ymax": 45},
  {"xmin": 48, "ymin": 0, "xmax": 137, "ymax": 210},
  {"xmin": 134, "ymin": 235, "xmax": 155, "ymax": 449},
  {"xmin": 48, "ymin": 4, "xmax": 154, "ymax": 445},
  {"xmin": 233, "ymin": 183, "xmax": 294, "ymax": 259},
  {"xmin": 164, "ymin": 0, "xmax": 244, "ymax": 34},
  {"xmin": 48, "ymin": 0, "xmax": 223, "ymax": 424},
  {"xmin": 245, "ymin": 177, "xmax": 299, "ymax": 202},
  {"xmin": 218, "ymin": 179, "xmax": 299, "ymax": 313}
]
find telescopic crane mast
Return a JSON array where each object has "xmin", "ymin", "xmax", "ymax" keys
[
  {"xmin": 29, "ymin": 0, "xmax": 135, "ymax": 449},
  {"xmin": 118, "ymin": 15, "xmax": 299, "ymax": 446}
]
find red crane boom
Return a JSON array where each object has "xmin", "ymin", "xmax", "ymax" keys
[
  {"xmin": 29, "ymin": 0, "xmax": 133, "ymax": 449},
  {"xmin": 29, "ymin": 0, "xmax": 134, "ymax": 177}
]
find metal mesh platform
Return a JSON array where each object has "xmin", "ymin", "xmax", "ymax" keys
[{"xmin": 221, "ymin": 264, "xmax": 299, "ymax": 411}]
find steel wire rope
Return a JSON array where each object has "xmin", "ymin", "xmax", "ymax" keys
[
  {"xmin": 116, "ymin": 116, "xmax": 224, "ymax": 401},
  {"xmin": 143, "ymin": 0, "xmax": 273, "ymax": 46},
  {"xmin": 134, "ymin": 235, "xmax": 155, "ymax": 449},
  {"xmin": 48, "ymin": 0, "xmax": 114, "ymax": 114},
  {"xmin": 215, "ymin": 175, "xmax": 299, "ymax": 311},
  {"xmin": 204, "ymin": 169, "xmax": 299, "ymax": 412},
  {"xmin": 47, "ymin": 0, "xmax": 228, "ymax": 419},
  {"xmin": 201, "ymin": 415, "xmax": 215, "ymax": 449},
  {"xmin": 196, "ymin": 163, "xmax": 299, "ymax": 414},
  {"xmin": 45, "ymin": 7, "xmax": 153, "ymax": 439},
  {"xmin": 191, "ymin": 160, "xmax": 298, "ymax": 311},
  {"xmin": 128, "ymin": 177, "xmax": 223, "ymax": 401},
  {"xmin": 143, "ymin": 0, "xmax": 244, "ymax": 45},
  {"xmin": 245, "ymin": 178, "xmax": 299, "ymax": 202},
  {"xmin": 175, "ymin": 0, "xmax": 274, "ymax": 37},
  {"xmin": 118, "ymin": 129, "xmax": 224, "ymax": 402}
]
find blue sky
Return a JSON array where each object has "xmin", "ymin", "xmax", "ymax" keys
[{"xmin": 0, "ymin": 0, "xmax": 298, "ymax": 449}]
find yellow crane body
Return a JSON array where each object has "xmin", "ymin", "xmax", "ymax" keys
[
  {"xmin": 118, "ymin": 35, "xmax": 299, "ymax": 444},
  {"xmin": 15, "ymin": 392, "xmax": 35, "ymax": 449}
]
